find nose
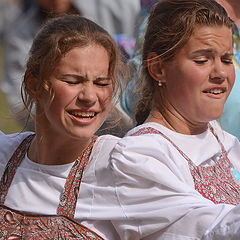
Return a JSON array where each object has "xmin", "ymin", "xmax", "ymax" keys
[
  {"xmin": 210, "ymin": 59, "xmax": 227, "ymax": 83},
  {"xmin": 77, "ymin": 83, "xmax": 97, "ymax": 107}
]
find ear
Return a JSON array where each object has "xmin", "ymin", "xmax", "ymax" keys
[{"xmin": 147, "ymin": 52, "xmax": 166, "ymax": 83}]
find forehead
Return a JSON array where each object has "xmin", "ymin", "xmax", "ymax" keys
[
  {"xmin": 183, "ymin": 25, "xmax": 233, "ymax": 53},
  {"xmin": 55, "ymin": 45, "xmax": 110, "ymax": 78},
  {"xmin": 60, "ymin": 45, "xmax": 109, "ymax": 65}
]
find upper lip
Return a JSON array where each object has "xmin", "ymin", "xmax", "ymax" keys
[
  {"xmin": 67, "ymin": 109, "xmax": 98, "ymax": 117},
  {"xmin": 202, "ymin": 86, "xmax": 227, "ymax": 94}
]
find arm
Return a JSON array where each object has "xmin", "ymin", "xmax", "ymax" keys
[
  {"xmin": 202, "ymin": 209, "xmax": 240, "ymax": 240},
  {"xmin": 110, "ymin": 134, "xmax": 239, "ymax": 240}
]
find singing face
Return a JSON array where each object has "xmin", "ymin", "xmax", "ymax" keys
[
  {"xmin": 159, "ymin": 25, "xmax": 235, "ymax": 127},
  {"xmin": 38, "ymin": 45, "xmax": 112, "ymax": 141}
]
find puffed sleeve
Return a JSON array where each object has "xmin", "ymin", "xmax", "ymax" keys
[{"xmin": 110, "ymin": 134, "xmax": 239, "ymax": 240}]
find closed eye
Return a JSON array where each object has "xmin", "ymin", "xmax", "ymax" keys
[
  {"xmin": 194, "ymin": 60, "xmax": 208, "ymax": 65},
  {"xmin": 222, "ymin": 58, "xmax": 233, "ymax": 64},
  {"xmin": 57, "ymin": 74, "xmax": 84, "ymax": 85},
  {"xmin": 64, "ymin": 80, "xmax": 79, "ymax": 85},
  {"xmin": 94, "ymin": 78, "xmax": 112, "ymax": 87},
  {"xmin": 96, "ymin": 83, "xmax": 110, "ymax": 87}
]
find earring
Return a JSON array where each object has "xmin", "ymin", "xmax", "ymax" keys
[{"xmin": 158, "ymin": 81, "xmax": 162, "ymax": 87}]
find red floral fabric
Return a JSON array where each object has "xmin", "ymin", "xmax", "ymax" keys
[
  {"xmin": 0, "ymin": 135, "xmax": 104, "ymax": 239},
  {"xmin": 131, "ymin": 126, "xmax": 240, "ymax": 205}
]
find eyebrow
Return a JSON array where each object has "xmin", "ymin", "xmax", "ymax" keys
[
  {"xmin": 60, "ymin": 74, "xmax": 111, "ymax": 81},
  {"xmin": 191, "ymin": 49, "xmax": 234, "ymax": 57}
]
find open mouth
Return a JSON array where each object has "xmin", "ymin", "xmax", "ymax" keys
[
  {"xmin": 68, "ymin": 111, "xmax": 97, "ymax": 119},
  {"xmin": 203, "ymin": 88, "xmax": 226, "ymax": 95}
]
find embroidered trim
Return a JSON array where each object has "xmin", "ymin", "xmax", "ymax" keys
[
  {"xmin": 58, "ymin": 136, "xmax": 98, "ymax": 218},
  {"xmin": 0, "ymin": 134, "xmax": 34, "ymax": 204}
]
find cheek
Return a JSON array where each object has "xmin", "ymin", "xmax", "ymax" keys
[
  {"xmin": 45, "ymin": 89, "xmax": 72, "ymax": 117},
  {"xmin": 98, "ymin": 88, "xmax": 113, "ymax": 108},
  {"xmin": 53, "ymin": 86, "xmax": 75, "ymax": 106},
  {"xmin": 167, "ymin": 69, "xmax": 202, "ymax": 105},
  {"xmin": 167, "ymin": 69, "xmax": 194, "ymax": 94},
  {"xmin": 179, "ymin": 66, "xmax": 207, "ymax": 91},
  {"xmin": 230, "ymin": 67, "xmax": 236, "ymax": 88}
]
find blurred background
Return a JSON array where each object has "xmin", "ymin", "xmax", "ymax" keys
[
  {"xmin": 0, "ymin": 0, "xmax": 143, "ymax": 134},
  {"xmin": 0, "ymin": 0, "xmax": 33, "ymax": 133},
  {"xmin": 0, "ymin": 39, "xmax": 21, "ymax": 133}
]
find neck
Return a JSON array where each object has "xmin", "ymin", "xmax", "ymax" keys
[
  {"xmin": 146, "ymin": 107, "xmax": 208, "ymax": 135},
  {"xmin": 28, "ymin": 123, "xmax": 93, "ymax": 166}
]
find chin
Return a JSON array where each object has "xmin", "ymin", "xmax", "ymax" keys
[
  {"xmin": 65, "ymin": 128, "xmax": 96, "ymax": 141},
  {"xmin": 205, "ymin": 115, "xmax": 222, "ymax": 123},
  {"xmin": 213, "ymin": 112, "xmax": 223, "ymax": 121},
  {"xmin": 206, "ymin": 108, "xmax": 223, "ymax": 121}
]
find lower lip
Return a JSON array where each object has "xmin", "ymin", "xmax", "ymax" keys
[
  {"xmin": 69, "ymin": 113, "xmax": 97, "ymax": 125},
  {"xmin": 204, "ymin": 92, "xmax": 225, "ymax": 99}
]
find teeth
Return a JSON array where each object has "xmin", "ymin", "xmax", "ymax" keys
[
  {"xmin": 70, "ymin": 111, "xmax": 95, "ymax": 118},
  {"xmin": 206, "ymin": 89, "xmax": 224, "ymax": 94}
]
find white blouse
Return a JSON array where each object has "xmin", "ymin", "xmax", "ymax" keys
[
  {"xmin": 110, "ymin": 121, "xmax": 240, "ymax": 239},
  {"xmin": 2, "ymin": 122, "xmax": 240, "ymax": 240},
  {"xmin": 0, "ymin": 131, "xmax": 124, "ymax": 240}
]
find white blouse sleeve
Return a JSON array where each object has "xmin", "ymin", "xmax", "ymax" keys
[
  {"xmin": 202, "ymin": 207, "xmax": 240, "ymax": 240},
  {"xmin": 110, "ymin": 134, "xmax": 239, "ymax": 240}
]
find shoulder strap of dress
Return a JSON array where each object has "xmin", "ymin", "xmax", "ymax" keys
[
  {"xmin": 132, "ymin": 125, "xmax": 226, "ymax": 165},
  {"xmin": 57, "ymin": 135, "xmax": 98, "ymax": 219},
  {"xmin": 131, "ymin": 127, "xmax": 194, "ymax": 163},
  {"xmin": 0, "ymin": 134, "xmax": 35, "ymax": 204},
  {"xmin": 208, "ymin": 124, "xmax": 227, "ymax": 154}
]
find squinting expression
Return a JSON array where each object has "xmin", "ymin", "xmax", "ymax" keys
[
  {"xmin": 39, "ymin": 45, "xmax": 112, "ymax": 141},
  {"xmin": 162, "ymin": 25, "xmax": 235, "ymax": 125}
]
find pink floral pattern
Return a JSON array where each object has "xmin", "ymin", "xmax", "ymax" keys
[{"xmin": 131, "ymin": 126, "xmax": 240, "ymax": 205}]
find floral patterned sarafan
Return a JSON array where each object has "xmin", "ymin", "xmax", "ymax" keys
[
  {"xmin": 131, "ymin": 126, "xmax": 240, "ymax": 205},
  {"xmin": 0, "ymin": 135, "xmax": 104, "ymax": 239}
]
